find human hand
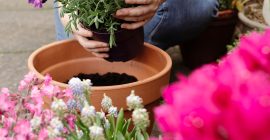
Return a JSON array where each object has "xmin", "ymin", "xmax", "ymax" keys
[
  {"xmin": 58, "ymin": 3, "xmax": 109, "ymax": 58},
  {"xmin": 115, "ymin": 0, "xmax": 165, "ymax": 29},
  {"xmin": 72, "ymin": 24, "xmax": 109, "ymax": 58}
]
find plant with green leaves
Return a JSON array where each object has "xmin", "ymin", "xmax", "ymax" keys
[
  {"xmin": 218, "ymin": 0, "xmax": 249, "ymax": 11},
  {"xmin": 66, "ymin": 78, "xmax": 150, "ymax": 140},
  {"xmin": 58, "ymin": 0, "xmax": 129, "ymax": 47}
]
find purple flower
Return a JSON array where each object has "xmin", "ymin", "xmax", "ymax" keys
[{"xmin": 28, "ymin": 0, "xmax": 43, "ymax": 8}]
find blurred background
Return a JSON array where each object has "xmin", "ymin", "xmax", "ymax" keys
[{"xmin": 0, "ymin": 0, "xmax": 55, "ymax": 90}]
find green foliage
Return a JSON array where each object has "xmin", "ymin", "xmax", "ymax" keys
[
  {"xmin": 58, "ymin": 0, "xmax": 129, "ymax": 47},
  {"xmin": 218, "ymin": 0, "xmax": 249, "ymax": 11}
]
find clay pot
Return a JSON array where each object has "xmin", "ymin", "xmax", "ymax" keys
[
  {"xmin": 181, "ymin": 10, "xmax": 238, "ymax": 69},
  {"xmin": 90, "ymin": 27, "xmax": 144, "ymax": 62},
  {"xmin": 238, "ymin": 3, "xmax": 269, "ymax": 30},
  {"xmin": 28, "ymin": 39, "xmax": 172, "ymax": 133}
]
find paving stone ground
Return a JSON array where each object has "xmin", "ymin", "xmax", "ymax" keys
[{"xmin": 0, "ymin": 0, "xmax": 55, "ymax": 90}]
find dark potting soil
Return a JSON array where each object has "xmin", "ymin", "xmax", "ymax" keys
[{"xmin": 67, "ymin": 72, "xmax": 138, "ymax": 86}]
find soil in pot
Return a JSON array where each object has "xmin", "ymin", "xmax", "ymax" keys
[{"xmin": 65, "ymin": 72, "xmax": 138, "ymax": 86}]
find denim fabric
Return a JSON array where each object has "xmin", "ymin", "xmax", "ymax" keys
[
  {"xmin": 53, "ymin": 2, "xmax": 72, "ymax": 40},
  {"xmin": 144, "ymin": 0, "xmax": 219, "ymax": 50},
  {"xmin": 54, "ymin": 0, "xmax": 219, "ymax": 50}
]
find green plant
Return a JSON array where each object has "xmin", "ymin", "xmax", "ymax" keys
[
  {"xmin": 67, "ymin": 78, "xmax": 150, "ymax": 140},
  {"xmin": 218, "ymin": 0, "xmax": 249, "ymax": 11},
  {"xmin": 58, "ymin": 0, "xmax": 129, "ymax": 47}
]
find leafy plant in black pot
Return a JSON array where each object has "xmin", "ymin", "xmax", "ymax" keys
[
  {"xmin": 181, "ymin": 0, "xmax": 248, "ymax": 69},
  {"xmin": 59, "ymin": 0, "xmax": 144, "ymax": 62}
]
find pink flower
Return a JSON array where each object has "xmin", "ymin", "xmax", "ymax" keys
[
  {"xmin": 24, "ymin": 102, "xmax": 42, "ymax": 115},
  {"xmin": 42, "ymin": 109, "xmax": 54, "ymax": 123},
  {"xmin": 41, "ymin": 84, "xmax": 61, "ymax": 98},
  {"xmin": 66, "ymin": 115, "xmax": 76, "ymax": 130},
  {"xmin": 13, "ymin": 120, "xmax": 31, "ymax": 136},
  {"xmin": 1, "ymin": 88, "xmax": 9, "ymax": 94},
  {"xmin": 3, "ymin": 117, "xmax": 15, "ymax": 130},
  {"xmin": 23, "ymin": 72, "xmax": 35, "ymax": 83},
  {"xmin": 38, "ymin": 128, "xmax": 48, "ymax": 140},
  {"xmin": 18, "ymin": 72, "xmax": 36, "ymax": 91},
  {"xmin": 237, "ymin": 29, "xmax": 270, "ymax": 73},
  {"xmin": 44, "ymin": 74, "xmax": 52, "ymax": 86},
  {"xmin": 0, "ymin": 128, "xmax": 8, "ymax": 138},
  {"xmin": 155, "ymin": 30, "xmax": 270, "ymax": 140},
  {"xmin": 0, "ymin": 93, "xmax": 14, "ymax": 113}
]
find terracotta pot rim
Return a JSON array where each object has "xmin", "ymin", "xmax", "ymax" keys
[
  {"xmin": 238, "ymin": 3, "xmax": 269, "ymax": 29},
  {"xmin": 28, "ymin": 39, "xmax": 172, "ymax": 91}
]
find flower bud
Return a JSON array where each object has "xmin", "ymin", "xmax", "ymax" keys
[
  {"xmin": 132, "ymin": 108, "xmax": 150, "ymax": 130},
  {"xmin": 126, "ymin": 90, "xmax": 143, "ymax": 110},
  {"xmin": 101, "ymin": 94, "xmax": 112, "ymax": 112}
]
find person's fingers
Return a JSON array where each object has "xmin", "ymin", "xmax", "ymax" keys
[
  {"xmin": 74, "ymin": 34, "xmax": 108, "ymax": 49},
  {"xmin": 116, "ymin": 5, "xmax": 156, "ymax": 17},
  {"xmin": 116, "ymin": 13, "xmax": 154, "ymax": 22},
  {"xmin": 121, "ymin": 20, "xmax": 148, "ymax": 29},
  {"xmin": 72, "ymin": 24, "xmax": 93, "ymax": 37},
  {"xmin": 124, "ymin": 0, "xmax": 152, "ymax": 5},
  {"xmin": 92, "ymin": 52, "xmax": 109, "ymax": 58}
]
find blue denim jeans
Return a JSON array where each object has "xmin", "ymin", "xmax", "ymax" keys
[{"xmin": 54, "ymin": 0, "xmax": 219, "ymax": 50}]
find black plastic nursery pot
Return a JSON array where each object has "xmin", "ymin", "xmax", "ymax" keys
[
  {"xmin": 90, "ymin": 27, "xmax": 144, "ymax": 62},
  {"xmin": 181, "ymin": 10, "xmax": 238, "ymax": 69}
]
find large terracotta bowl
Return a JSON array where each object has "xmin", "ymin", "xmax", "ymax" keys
[{"xmin": 28, "ymin": 39, "xmax": 172, "ymax": 132}]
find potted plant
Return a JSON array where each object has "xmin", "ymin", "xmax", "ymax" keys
[
  {"xmin": 238, "ymin": 0, "xmax": 270, "ymax": 31},
  {"xmin": 29, "ymin": 0, "xmax": 144, "ymax": 62},
  {"xmin": 181, "ymin": 0, "xmax": 248, "ymax": 69}
]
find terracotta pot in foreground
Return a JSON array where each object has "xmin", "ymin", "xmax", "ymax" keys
[{"xmin": 28, "ymin": 39, "xmax": 172, "ymax": 133}]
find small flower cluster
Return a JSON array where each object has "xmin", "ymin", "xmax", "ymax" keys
[
  {"xmin": 155, "ymin": 29, "xmax": 270, "ymax": 140},
  {"xmin": 0, "ymin": 73, "xmax": 150, "ymax": 140},
  {"xmin": 0, "ymin": 73, "xmax": 74, "ymax": 139},
  {"xmin": 67, "ymin": 77, "xmax": 150, "ymax": 140}
]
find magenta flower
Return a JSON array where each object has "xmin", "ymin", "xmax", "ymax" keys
[{"xmin": 155, "ymin": 29, "xmax": 270, "ymax": 140}]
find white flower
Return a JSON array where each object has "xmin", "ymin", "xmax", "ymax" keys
[
  {"xmin": 67, "ymin": 99, "xmax": 77, "ymax": 110},
  {"xmin": 48, "ymin": 126, "xmax": 61, "ymax": 138},
  {"xmin": 51, "ymin": 98, "xmax": 67, "ymax": 113},
  {"xmin": 81, "ymin": 104, "xmax": 96, "ymax": 117},
  {"xmin": 104, "ymin": 119, "xmax": 110, "ymax": 129},
  {"xmin": 132, "ymin": 108, "xmax": 150, "ymax": 130},
  {"xmin": 30, "ymin": 116, "xmax": 41, "ymax": 130},
  {"xmin": 89, "ymin": 125, "xmax": 104, "ymax": 139},
  {"xmin": 75, "ymin": 126, "xmax": 83, "ymax": 139},
  {"xmin": 101, "ymin": 94, "xmax": 112, "ymax": 112},
  {"xmin": 97, "ymin": 111, "xmax": 105, "ymax": 119},
  {"xmin": 108, "ymin": 106, "xmax": 118, "ymax": 117},
  {"xmin": 82, "ymin": 79, "xmax": 92, "ymax": 91},
  {"xmin": 50, "ymin": 117, "xmax": 64, "ymax": 131},
  {"xmin": 68, "ymin": 77, "xmax": 85, "ymax": 96},
  {"xmin": 126, "ymin": 90, "xmax": 143, "ymax": 110}
]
